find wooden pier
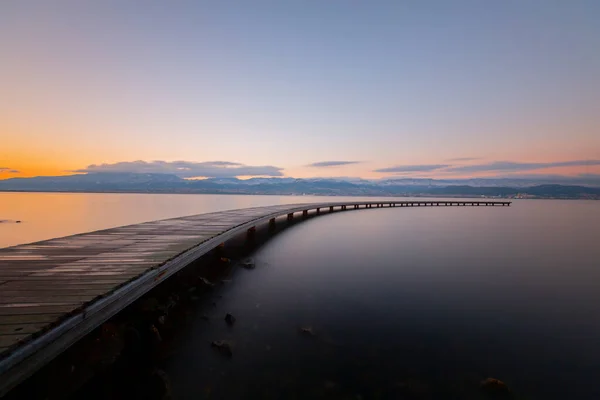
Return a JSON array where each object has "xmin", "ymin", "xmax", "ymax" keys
[{"xmin": 0, "ymin": 200, "xmax": 510, "ymax": 395}]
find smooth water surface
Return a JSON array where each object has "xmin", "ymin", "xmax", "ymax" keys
[{"xmin": 160, "ymin": 200, "xmax": 600, "ymax": 399}]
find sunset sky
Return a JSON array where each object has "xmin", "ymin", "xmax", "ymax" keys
[{"xmin": 1, "ymin": 1, "xmax": 599, "ymax": 180}]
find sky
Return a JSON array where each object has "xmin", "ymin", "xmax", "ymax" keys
[{"xmin": 1, "ymin": 0, "xmax": 599, "ymax": 180}]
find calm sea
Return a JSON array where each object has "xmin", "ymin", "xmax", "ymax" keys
[{"xmin": 2, "ymin": 193, "xmax": 600, "ymax": 399}]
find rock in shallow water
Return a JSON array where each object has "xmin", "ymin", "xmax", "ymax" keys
[
  {"xmin": 225, "ymin": 313, "xmax": 236, "ymax": 325},
  {"xmin": 299, "ymin": 326, "xmax": 315, "ymax": 336},
  {"xmin": 211, "ymin": 340, "xmax": 233, "ymax": 357},
  {"xmin": 196, "ymin": 276, "xmax": 214, "ymax": 288},
  {"xmin": 480, "ymin": 377, "xmax": 511, "ymax": 397}
]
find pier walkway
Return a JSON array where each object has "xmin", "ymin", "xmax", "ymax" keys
[{"xmin": 0, "ymin": 199, "xmax": 510, "ymax": 395}]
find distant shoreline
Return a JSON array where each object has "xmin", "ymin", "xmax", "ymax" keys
[{"xmin": 0, "ymin": 189, "xmax": 596, "ymax": 200}]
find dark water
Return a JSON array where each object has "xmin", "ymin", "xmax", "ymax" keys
[{"xmin": 157, "ymin": 200, "xmax": 600, "ymax": 399}]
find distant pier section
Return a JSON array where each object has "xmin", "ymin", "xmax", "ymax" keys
[{"xmin": 0, "ymin": 200, "xmax": 510, "ymax": 395}]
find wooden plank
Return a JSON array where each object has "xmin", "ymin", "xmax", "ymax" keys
[
  {"xmin": 0, "ymin": 314, "xmax": 64, "ymax": 325},
  {"xmin": 0, "ymin": 305, "xmax": 80, "ymax": 316},
  {"xmin": 6, "ymin": 278, "xmax": 136, "ymax": 284},
  {"xmin": 0, "ymin": 334, "xmax": 32, "ymax": 350},
  {"xmin": 0, "ymin": 288, "xmax": 110, "ymax": 296},
  {"xmin": 0, "ymin": 323, "xmax": 52, "ymax": 335},
  {"xmin": 0, "ymin": 295, "xmax": 101, "ymax": 304},
  {"xmin": 0, "ymin": 291, "xmax": 107, "ymax": 298}
]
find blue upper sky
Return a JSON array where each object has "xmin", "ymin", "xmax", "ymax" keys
[{"xmin": 1, "ymin": 0, "xmax": 599, "ymax": 179}]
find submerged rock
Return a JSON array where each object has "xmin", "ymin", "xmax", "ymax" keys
[
  {"xmin": 140, "ymin": 297, "xmax": 160, "ymax": 313},
  {"xmin": 149, "ymin": 324, "xmax": 162, "ymax": 345},
  {"xmin": 225, "ymin": 313, "xmax": 236, "ymax": 325},
  {"xmin": 211, "ymin": 340, "xmax": 233, "ymax": 357},
  {"xmin": 299, "ymin": 326, "xmax": 315, "ymax": 336},
  {"xmin": 480, "ymin": 378, "xmax": 511, "ymax": 396},
  {"xmin": 324, "ymin": 380, "xmax": 337, "ymax": 390},
  {"xmin": 197, "ymin": 276, "xmax": 214, "ymax": 288},
  {"xmin": 147, "ymin": 369, "xmax": 172, "ymax": 400}
]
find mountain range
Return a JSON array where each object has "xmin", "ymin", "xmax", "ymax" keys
[{"xmin": 1, "ymin": 173, "xmax": 599, "ymax": 199}]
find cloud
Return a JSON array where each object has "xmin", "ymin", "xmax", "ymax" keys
[
  {"xmin": 0, "ymin": 167, "xmax": 19, "ymax": 173},
  {"xmin": 74, "ymin": 160, "xmax": 284, "ymax": 178},
  {"xmin": 445, "ymin": 157, "xmax": 481, "ymax": 162},
  {"xmin": 446, "ymin": 160, "xmax": 600, "ymax": 173},
  {"xmin": 307, "ymin": 161, "xmax": 362, "ymax": 168},
  {"xmin": 374, "ymin": 164, "xmax": 450, "ymax": 173}
]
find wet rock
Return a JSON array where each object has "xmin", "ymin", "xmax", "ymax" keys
[
  {"xmin": 480, "ymin": 378, "xmax": 511, "ymax": 396},
  {"xmin": 241, "ymin": 258, "xmax": 255, "ymax": 269},
  {"xmin": 197, "ymin": 277, "xmax": 214, "ymax": 288},
  {"xmin": 147, "ymin": 369, "xmax": 172, "ymax": 400},
  {"xmin": 225, "ymin": 313, "xmax": 236, "ymax": 325},
  {"xmin": 299, "ymin": 326, "xmax": 315, "ymax": 336},
  {"xmin": 140, "ymin": 297, "xmax": 160, "ymax": 313},
  {"xmin": 324, "ymin": 380, "xmax": 337, "ymax": 390},
  {"xmin": 158, "ymin": 295, "xmax": 179, "ymax": 315},
  {"xmin": 211, "ymin": 340, "xmax": 233, "ymax": 357},
  {"xmin": 149, "ymin": 324, "xmax": 162, "ymax": 345}
]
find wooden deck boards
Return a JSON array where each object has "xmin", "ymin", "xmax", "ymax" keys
[{"xmin": 0, "ymin": 200, "xmax": 510, "ymax": 395}]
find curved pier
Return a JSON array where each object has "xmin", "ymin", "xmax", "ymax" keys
[{"xmin": 0, "ymin": 199, "xmax": 510, "ymax": 395}]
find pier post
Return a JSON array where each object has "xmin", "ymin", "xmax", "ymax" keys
[
  {"xmin": 316, "ymin": 208, "xmax": 320, "ymax": 214},
  {"xmin": 269, "ymin": 218, "xmax": 276, "ymax": 230},
  {"xmin": 302, "ymin": 210, "xmax": 308, "ymax": 217},
  {"xmin": 330, "ymin": 206, "xmax": 334, "ymax": 212},
  {"xmin": 287, "ymin": 213, "xmax": 294, "ymax": 221}
]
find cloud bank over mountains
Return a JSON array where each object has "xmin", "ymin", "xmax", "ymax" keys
[
  {"xmin": 4, "ymin": 158, "xmax": 600, "ymax": 181},
  {"xmin": 74, "ymin": 160, "xmax": 284, "ymax": 178}
]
